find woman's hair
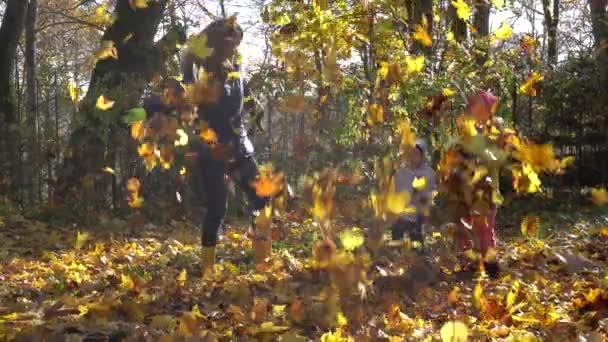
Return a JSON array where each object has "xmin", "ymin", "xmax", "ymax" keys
[{"xmin": 202, "ymin": 16, "xmax": 243, "ymax": 49}]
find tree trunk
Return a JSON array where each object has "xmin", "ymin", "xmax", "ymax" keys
[
  {"xmin": 24, "ymin": 0, "xmax": 39, "ymax": 206},
  {"xmin": 542, "ymin": 0, "xmax": 560, "ymax": 67},
  {"xmin": 473, "ymin": 0, "xmax": 490, "ymax": 37},
  {"xmin": 449, "ymin": 6, "xmax": 468, "ymax": 42},
  {"xmin": 589, "ymin": 0, "xmax": 608, "ymax": 96},
  {"xmin": 54, "ymin": 0, "xmax": 184, "ymax": 206},
  {"xmin": 0, "ymin": 0, "xmax": 28, "ymax": 201}
]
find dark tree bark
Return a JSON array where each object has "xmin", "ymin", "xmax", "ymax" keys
[
  {"xmin": 589, "ymin": 0, "xmax": 608, "ymax": 84},
  {"xmin": 449, "ymin": 6, "xmax": 468, "ymax": 42},
  {"xmin": 54, "ymin": 0, "xmax": 185, "ymax": 206},
  {"xmin": 0, "ymin": 0, "xmax": 28, "ymax": 200},
  {"xmin": 473, "ymin": 0, "xmax": 490, "ymax": 37},
  {"xmin": 24, "ymin": 0, "xmax": 39, "ymax": 205},
  {"xmin": 542, "ymin": 0, "xmax": 560, "ymax": 67}
]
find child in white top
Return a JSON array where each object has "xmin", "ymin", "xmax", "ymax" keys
[{"xmin": 391, "ymin": 139, "xmax": 436, "ymax": 248}]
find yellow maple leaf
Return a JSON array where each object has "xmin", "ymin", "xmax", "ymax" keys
[
  {"xmin": 494, "ymin": 22, "xmax": 513, "ymax": 40},
  {"xmin": 513, "ymin": 141, "xmax": 559, "ymax": 173},
  {"xmin": 368, "ymin": 104, "xmax": 384, "ymax": 125},
  {"xmin": 130, "ymin": 0, "xmax": 148, "ymax": 9},
  {"xmin": 413, "ymin": 24, "xmax": 432, "ymax": 47},
  {"xmin": 187, "ymin": 33, "xmax": 213, "ymax": 59},
  {"xmin": 67, "ymin": 80, "xmax": 80, "ymax": 102},
  {"xmin": 177, "ymin": 268, "xmax": 187, "ymax": 286},
  {"xmin": 398, "ymin": 119, "xmax": 417, "ymax": 147},
  {"xmin": 93, "ymin": 40, "xmax": 118, "ymax": 62},
  {"xmin": 521, "ymin": 215, "xmax": 540, "ymax": 236},
  {"xmin": 251, "ymin": 169, "xmax": 285, "ymax": 197},
  {"xmin": 137, "ymin": 143, "xmax": 157, "ymax": 170},
  {"xmin": 519, "ymin": 72, "xmax": 544, "ymax": 96},
  {"xmin": 127, "ymin": 177, "xmax": 141, "ymax": 193},
  {"xmin": 96, "ymin": 95, "xmax": 115, "ymax": 111},
  {"xmin": 442, "ymin": 88, "xmax": 456, "ymax": 96},
  {"xmin": 440, "ymin": 321, "xmax": 468, "ymax": 342},
  {"xmin": 446, "ymin": 31, "xmax": 455, "ymax": 42},
  {"xmin": 174, "ymin": 129, "xmax": 189, "ymax": 146},
  {"xmin": 131, "ymin": 120, "xmax": 145, "ymax": 140},
  {"xmin": 199, "ymin": 121, "xmax": 218, "ymax": 145},
  {"xmin": 412, "ymin": 177, "xmax": 427, "ymax": 191},
  {"xmin": 128, "ymin": 195, "xmax": 144, "ymax": 208},
  {"xmin": 512, "ymin": 164, "xmax": 542, "ymax": 193},
  {"xmin": 338, "ymin": 228, "xmax": 364, "ymax": 252},
  {"xmin": 451, "ymin": 0, "xmax": 471, "ymax": 21},
  {"xmin": 591, "ymin": 187, "xmax": 608, "ymax": 205},
  {"xmin": 102, "ymin": 166, "xmax": 115, "ymax": 175},
  {"xmin": 560, "ymin": 156, "xmax": 575, "ymax": 169},
  {"xmin": 386, "ymin": 190, "xmax": 411, "ymax": 215},
  {"xmin": 405, "ymin": 55, "xmax": 425, "ymax": 75},
  {"xmin": 75, "ymin": 231, "xmax": 89, "ymax": 250}
]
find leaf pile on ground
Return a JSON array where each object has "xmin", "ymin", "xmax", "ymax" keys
[{"xmin": 1, "ymin": 210, "xmax": 607, "ymax": 341}]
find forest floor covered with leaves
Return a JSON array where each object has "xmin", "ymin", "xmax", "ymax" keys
[{"xmin": 1, "ymin": 199, "xmax": 608, "ymax": 341}]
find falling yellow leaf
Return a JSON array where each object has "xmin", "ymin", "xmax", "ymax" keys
[
  {"xmin": 560, "ymin": 156, "xmax": 575, "ymax": 169},
  {"xmin": 179, "ymin": 166, "xmax": 187, "ymax": 176},
  {"xmin": 591, "ymin": 187, "xmax": 608, "ymax": 205},
  {"xmin": 128, "ymin": 195, "xmax": 144, "ymax": 208},
  {"xmin": 174, "ymin": 129, "xmax": 189, "ymax": 146},
  {"xmin": 102, "ymin": 167, "xmax": 115, "ymax": 175},
  {"xmin": 446, "ymin": 31, "xmax": 455, "ymax": 42},
  {"xmin": 177, "ymin": 268, "xmax": 187, "ymax": 286},
  {"xmin": 67, "ymin": 80, "xmax": 80, "ymax": 103},
  {"xmin": 521, "ymin": 215, "xmax": 540, "ymax": 236},
  {"xmin": 440, "ymin": 321, "xmax": 468, "ymax": 342},
  {"xmin": 519, "ymin": 72, "xmax": 544, "ymax": 96},
  {"xmin": 368, "ymin": 104, "xmax": 384, "ymax": 125},
  {"xmin": 412, "ymin": 177, "xmax": 427, "ymax": 191},
  {"xmin": 405, "ymin": 55, "xmax": 425, "ymax": 75},
  {"xmin": 187, "ymin": 33, "xmax": 212, "ymax": 59},
  {"xmin": 199, "ymin": 121, "xmax": 218, "ymax": 145},
  {"xmin": 127, "ymin": 177, "xmax": 141, "ymax": 193},
  {"xmin": 413, "ymin": 24, "xmax": 432, "ymax": 47},
  {"xmin": 512, "ymin": 141, "xmax": 559, "ymax": 173},
  {"xmin": 494, "ymin": 22, "xmax": 513, "ymax": 40},
  {"xmin": 451, "ymin": 0, "xmax": 471, "ymax": 21},
  {"xmin": 442, "ymin": 88, "xmax": 456, "ymax": 96},
  {"xmin": 338, "ymin": 228, "xmax": 364, "ymax": 252},
  {"xmin": 129, "ymin": 0, "xmax": 148, "ymax": 9},
  {"xmin": 131, "ymin": 120, "xmax": 145, "ymax": 140},
  {"xmin": 386, "ymin": 190, "xmax": 411, "ymax": 215},
  {"xmin": 398, "ymin": 119, "xmax": 417, "ymax": 147},
  {"xmin": 75, "ymin": 231, "xmax": 89, "ymax": 250},
  {"xmin": 251, "ymin": 169, "xmax": 285, "ymax": 197},
  {"xmin": 512, "ymin": 164, "xmax": 542, "ymax": 193},
  {"xmin": 96, "ymin": 95, "xmax": 115, "ymax": 111},
  {"xmin": 93, "ymin": 40, "xmax": 118, "ymax": 62}
]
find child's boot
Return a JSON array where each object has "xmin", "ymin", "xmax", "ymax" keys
[{"xmin": 200, "ymin": 246, "xmax": 215, "ymax": 276}]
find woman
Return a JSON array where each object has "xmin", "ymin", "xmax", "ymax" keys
[{"xmin": 181, "ymin": 17, "xmax": 270, "ymax": 274}]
